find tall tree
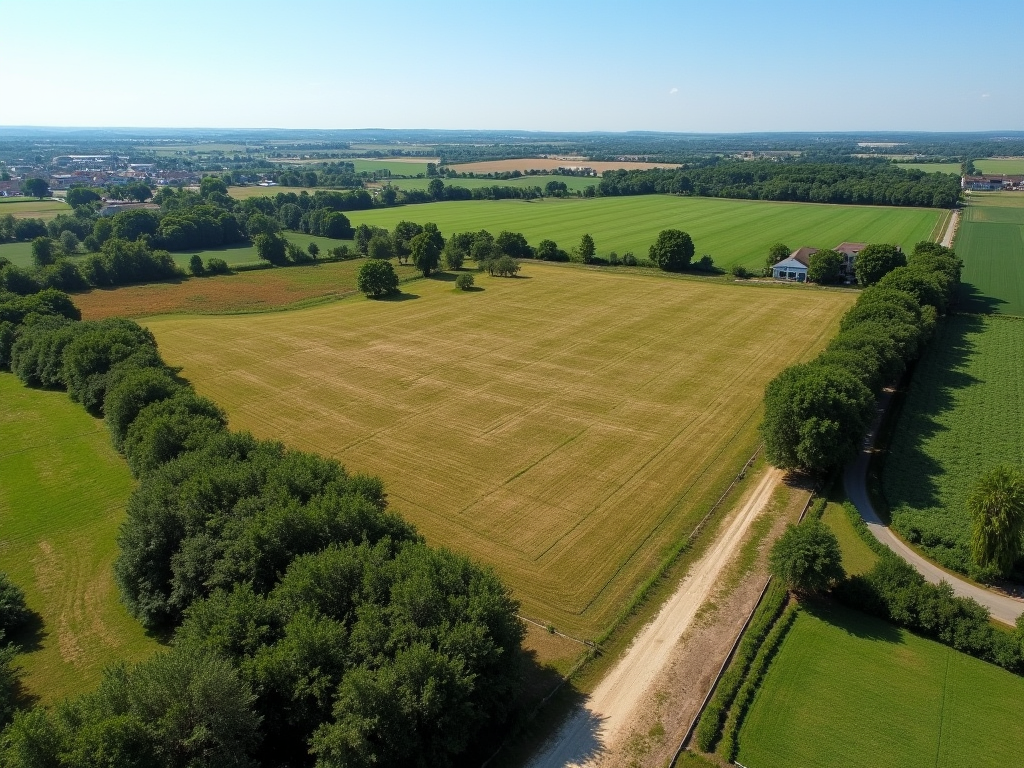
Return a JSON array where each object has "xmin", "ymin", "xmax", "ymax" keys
[
  {"xmin": 855, "ymin": 243, "xmax": 906, "ymax": 286},
  {"xmin": 21, "ymin": 178, "xmax": 49, "ymax": 199},
  {"xmin": 578, "ymin": 233, "xmax": 596, "ymax": 264},
  {"xmin": 357, "ymin": 259, "xmax": 400, "ymax": 297},
  {"xmin": 807, "ymin": 249, "xmax": 843, "ymax": 284},
  {"xmin": 765, "ymin": 243, "xmax": 790, "ymax": 274},
  {"xmin": 969, "ymin": 466, "xmax": 1024, "ymax": 576},
  {"xmin": 410, "ymin": 231, "xmax": 442, "ymax": 277},
  {"xmin": 769, "ymin": 521, "xmax": 845, "ymax": 594},
  {"xmin": 648, "ymin": 229, "xmax": 694, "ymax": 272}
]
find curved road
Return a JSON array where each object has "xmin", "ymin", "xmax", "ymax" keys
[{"xmin": 844, "ymin": 393, "xmax": 1024, "ymax": 626}]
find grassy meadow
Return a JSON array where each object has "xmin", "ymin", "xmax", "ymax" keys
[
  {"xmin": 0, "ymin": 375, "xmax": 158, "ymax": 703},
  {"xmin": 142, "ymin": 265, "xmax": 853, "ymax": 638},
  {"xmin": 351, "ymin": 158, "xmax": 431, "ymax": 175},
  {"xmin": 883, "ymin": 315, "xmax": 1024, "ymax": 574},
  {"xmin": 347, "ymin": 196, "xmax": 942, "ymax": 272},
  {"xmin": 975, "ymin": 158, "xmax": 1024, "ymax": 175},
  {"xmin": 737, "ymin": 603, "xmax": 1024, "ymax": 768},
  {"xmin": 381, "ymin": 175, "xmax": 600, "ymax": 193},
  {"xmin": 227, "ymin": 185, "xmax": 316, "ymax": 200},
  {"xmin": 0, "ymin": 198, "xmax": 69, "ymax": 220},
  {"xmin": 956, "ymin": 193, "xmax": 1024, "ymax": 315},
  {"xmin": 820, "ymin": 502, "xmax": 879, "ymax": 576}
]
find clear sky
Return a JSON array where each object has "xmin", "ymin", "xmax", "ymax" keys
[{"xmin": 1, "ymin": 0, "xmax": 1021, "ymax": 132}]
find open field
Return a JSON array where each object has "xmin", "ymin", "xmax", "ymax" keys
[
  {"xmin": 956, "ymin": 193, "xmax": 1024, "ymax": 315},
  {"xmin": 975, "ymin": 158, "xmax": 1024, "ymax": 175},
  {"xmin": 0, "ymin": 198, "xmax": 69, "ymax": 220},
  {"xmin": 347, "ymin": 196, "xmax": 943, "ymax": 272},
  {"xmin": 380, "ymin": 175, "xmax": 599, "ymax": 193},
  {"xmin": 448, "ymin": 159, "xmax": 679, "ymax": 174},
  {"xmin": 74, "ymin": 258, "xmax": 419, "ymax": 319},
  {"xmin": 0, "ymin": 374, "xmax": 158, "ymax": 702},
  {"xmin": 0, "ymin": 240, "xmax": 31, "ymax": 265},
  {"xmin": 883, "ymin": 315, "xmax": 1024, "ymax": 574},
  {"xmin": 737, "ymin": 603, "xmax": 1024, "ymax": 768},
  {"xmin": 352, "ymin": 158, "xmax": 431, "ymax": 175},
  {"xmin": 143, "ymin": 266, "xmax": 853, "ymax": 637},
  {"xmin": 227, "ymin": 185, "xmax": 319, "ymax": 200},
  {"xmin": 893, "ymin": 162, "xmax": 962, "ymax": 174}
]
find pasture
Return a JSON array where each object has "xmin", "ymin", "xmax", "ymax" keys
[
  {"xmin": 956, "ymin": 193, "xmax": 1024, "ymax": 315},
  {"xmin": 893, "ymin": 162, "xmax": 962, "ymax": 175},
  {"xmin": 448, "ymin": 158, "xmax": 679, "ymax": 174},
  {"xmin": 347, "ymin": 196, "xmax": 942, "ymax": 272},
  {"xmin": 75, "ymin": 258, "xmax": 419, "ymax": 319},
  {"xmin": 143, "ymin": 265, "xmax": 853, "ymax": 638},
  {"xmin": 883, "ymin": 315, "xmax": 1024, "ymax": 574},
  {"xmin": 228, "ymin": 185, "xmax": 319, "ymax": 200},
  {"xmin": 0, "ymin": 375, "xmax": 158, "ymax": 702},
  {"xmin": 736, "ymin": 603, "xmax": 1024, "ymax": 768},
  {"xmin": 0, "ymin": 197, "xmax": 68, "ymax": 220},
  {"xmin": 381, "ymin": 175, "xmax": 599, "ymax": 193},
  {"xmin": 351, "ymin": 158, "xmax": 431, "ymax": 176},
  {"xmin": 975, "ymin": 158, "xmax": 1024, "ymax": 175}
]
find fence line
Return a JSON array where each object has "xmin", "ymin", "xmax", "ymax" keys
[{"xmin": 668, "ymin": 486, "xmax": 816, "ymax": 768}]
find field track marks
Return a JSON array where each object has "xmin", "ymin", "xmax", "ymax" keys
[{"xmin": 526, "ymin": 467, "xmax": 783, "ymax": 768}]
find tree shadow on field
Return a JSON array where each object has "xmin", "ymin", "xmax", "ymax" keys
[
  {"xmin": 804, "ymin": 599, "xmax": 903, "ymax": 644},
  {"xmin": 377, "ymin": 291, "xmax": 419, "ymax": 302},
  {"xmin": 427, "ymin": 272, "xmax": 457, "ymax": 282},
  {"xmin": 878, "ymin": 315, "xmax": 983, "ymax": 517},
  {"xmin": 958, "ymin": 282, "xmax": 1007, "ymax": 315},
  {"xmin": 458, "ymin": 286, "xmax": 485, "ymax": 292}
]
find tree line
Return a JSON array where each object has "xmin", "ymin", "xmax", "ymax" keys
[
  {"xmin": 0, "ymin": 287, "xmax": 525, "ymax": 768},
  {"xmin": 596, "ymin": 161, "xmax": 961, "ymax": 208},
  {"xmin": 760, "ymin": 241, "xmax": 963, "ymax": 474}
]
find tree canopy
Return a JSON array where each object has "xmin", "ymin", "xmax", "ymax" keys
[
  {"xmin": 357, "ymin": 259, "xmax": 400, "ymax": 297},
  {"xmin": 968, "ymin": 466, "xmax": 1024, "ymax": 578},
  {"xmin": 769, "ymin": 520, "xmax": 845, "ymax": 594},
  {"xmin": 855, "ymin": 243, "xmax": 906, "ymax": 286},
  {"xmin": 648, "ymin": 229, "xmax": 694, "ymax": 272}
]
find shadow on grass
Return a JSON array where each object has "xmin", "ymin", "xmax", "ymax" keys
[
  {"xmin": 804, "ymin": 599, "xmax": 903, "ymax": 644},
  {"xmin": 427, "ymin": 272, "xmax": 457, "ymax": 282},
  {"xmin": 458, "ymin": 286, "xmax": 485, "ymax": 292},
  {"xmin": 959, "ymin": 282, "xmax": 1007, "ymax": 315},
  {"xmin": 376, "ymin": 292, "xmax": 419, "ymax": 302}
]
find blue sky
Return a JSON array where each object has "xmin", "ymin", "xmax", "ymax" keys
[{"xmin": 1, "ymin": 0, "xmax": 1021, "ymax": 132}]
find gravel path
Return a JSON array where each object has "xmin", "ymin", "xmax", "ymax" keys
[
  {"xmin": 525, "ymin": 468, "xmax": 783, "ymax": 768},
  {"xmin": 940, "ymin": 208, "xmax": 960, "ymax": 248},
  {"xmin": 843, "ymin": 392, "xmax": 1024, "ymax": 626}
]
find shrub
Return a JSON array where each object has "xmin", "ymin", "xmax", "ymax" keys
[
  {"xmin": 206, "ymin": 257, "xmax": 230, "ymax": 275},
  {"xmin": 648, "ymin": 229, "xmax": 694, "ymax": 271},
  {"xmin": 730, "ymin": 265, "xmax": 749, "ymax": 278},
  {"xmin": 455, "ymin": 273, "xmax": 475, "ymax": 291},
  {"xmin": 769, "ymin": 521, "xmax": 845, "ymax": 594},
  {"xmin": 622, "ymin": 251, "xmax": 637, "ymax": 266},
  {"xmin": 0, "ymin": 573, "xmax": 29, "ymax": 637},
  {"xmin": 356, "ymin": 259, "xmax": 399, "ymax": 297},
  {"xmin": 188, "ymin": 254, "xmax": 205, "ymax": 276}
]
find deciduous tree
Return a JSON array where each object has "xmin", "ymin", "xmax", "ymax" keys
[
  {"xmin": 769, "ymin": 521, "xmax": 845, "ymax": 594},
  {"xmin": 855, "ymin": 243, "xmax": 906, "ymax": 286},
  {"xmin": 648, "ymin": 229, "xmax": 694, "ymax": 272},
  {"xmin": 968, "ymin": 466, "xmax": 1024, "ymax": 577}
]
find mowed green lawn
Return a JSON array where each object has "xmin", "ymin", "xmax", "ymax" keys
[
  {"xmin": 975, "ymin": 158, "xmax": 1024, "ymax": 175},
  {"xmin": 347, "ymin": 196, "xmax": 942, "ymax": 272},
  {"xmin": 883, "ymin": 315, "xmax": 1024, "ymax": 574},
  {"xmin": 351, "ymin": 158, "xmax": 431, "ymax": 176},
  {"xmin": 0, "ymin": 375, "xmax": 158, "ymax": 702},
  {"xmin": 738, "ymin": 604, "xmax": 1024, "ymax": 768},
  {"xmin": 144, "ymin": 266, "xmax": 853, "ymax": 639},
  {"xmin": 382, "ymin": 175, "xmax": 599, "ymax": 193},
  {"xmin": 957, "ymin": 193, "xmax": 1024, "ymax": 315},
  {"xmin": 0, "ymin": 198, "xmax": 69, "ymax": 220}
]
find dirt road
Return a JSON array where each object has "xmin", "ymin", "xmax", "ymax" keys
[
  {"xmin": 526, "ymin": 467, "xmax": 783, "ymax": 768},
  {"xmin": 940, "ymin": 208, "xmax": 960, "ymax": 248}
]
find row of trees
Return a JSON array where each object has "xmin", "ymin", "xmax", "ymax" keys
[
  {"xmin": 597, "ymin": 161, "xmax": 961, "ymax": 208},
  {"xmin": 760, "ymin": 241, "xmax": 963, "ymax": 473},
  {"xmin": 0, "ymin": 286, "xmax": 525, "ymax": 768}
]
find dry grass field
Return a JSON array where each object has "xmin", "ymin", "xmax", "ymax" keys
[
  {"xmin": 448, "ymin": 158, "xmax": 680, "ymax": 174},
  {"xmin": 144, "ymin": 265, "xmax": 852, "ymax": 638}
]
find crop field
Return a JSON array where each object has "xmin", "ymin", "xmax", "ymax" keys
[
  {"xmin": 351, "ymin": 158, "xmax": 431, "ymax": 176},
  {"xmin": 448, "ymin": 158, "xmax": 680, "ymax": 174},
  {"xmin": 737, "ymin": 603, "xmax": 1024, "ymax": 768},
  {"xmin": 347, "ymin": 196, "xmax": 942, "ymax": 272},
  {"xmin": 975, "ymin": 158, "xmax": 1024, "ymax": 175},
  {"xmin": 74, "ymin": 258, "xmax": 419, "ymax": 319},
  {"xmin": 143, "ymin": 266, "xmax": 853, "ymax": 638},
  {"xmin": 893, "ymin": 162, "xmax": 962, "ymax": 174},
  {"xmin": 956, "ymin": 193, "xmax": 1024, "ymax": 315},
  {"xmin": 883, "ymin": 315, "xmax": 1024, "ymax": 573},
  {"xmin": 0, "ymin": 375, "xmax": 158, "ymax": 702},
  {"xmin": 0, "ymin": 198, "xmax": 69, "ymax": 220},
  {"xmin": 380, "ymin": 175, "xmax": 599, "ymax": 193},
  {"xmin": 228, "ymin": 185, "xmax": 319, "ymax": 200}
]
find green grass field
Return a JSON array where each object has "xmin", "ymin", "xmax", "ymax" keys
[
  {"xmin": 883, "ymin": 315, "xmax": 1024, "ymax": 574},
  {"xmin": 737, "ymin": 603, "xmax": 1024, "ymax": 768},
  {"xmin": 975, "ymin": 158, "xmax": 1024, "ymax": 175},
  {"xmin": 143, "ymin": 266, "xmax": 853, "ymax": 638},
  {"xmin": 957, "ymin": 193, "xmax": 1024, "ymax": 315},
  {"xmin": 894, "ymin": 162, "xmax": 962, "ymax": 175},
  {"xmin": 821, "ymin": 502, "xmax": 879, "ymax": 576},
  {"xmin": 382, "ymin": 175, "xmax": 599, "ymax": 193},
  {"xmin": 0, "ymin": 198, "xmax": 69, "ymax": 220},
  {"xmin": 346, "ymin": 196, "xmax": 942, "ymax": 272},
  {"xmin": 227, "ymin": 185, "xmax": 320, "ymax": 200},
  {"xmin": 0, "ymin": 374, "xmax": 158, "ymax": 703},
  {"xmin": 351, "ymin": 158, "xmax": 430, "ymax": 176}
]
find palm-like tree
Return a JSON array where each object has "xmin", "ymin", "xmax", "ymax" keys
[{"xmin": 969, "ymin": 465, "xmax": 1024, "ymax": 576}]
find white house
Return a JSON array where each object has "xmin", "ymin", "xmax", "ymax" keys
[{"xmin": 772, "ymin": 247, "xmax": 817, "ymax": 282}]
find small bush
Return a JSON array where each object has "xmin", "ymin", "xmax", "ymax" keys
[
  {"xmin": 455, "ymin": 273, "xmax": 474, "ymax": 291},
  {"xmin": 205, "ymin": 258, "xmax": 230, "ymax": 275},
  {"xmin": 0, "ymin": 573, "xmax": 29, "ymax": 637},
  {"xmin": 622, "ymin": 251, "xmax": 637, "ymax": 266},
  {"xmin": 188, "ymin": 254, "xmax": 205, "ymax": 277},
  {"xmin": 731, "ymin": 265, "xmax": 749, "ymax": 279}
]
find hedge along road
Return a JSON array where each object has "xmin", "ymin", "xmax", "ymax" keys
[
  {"xmin": 844, "ymin": 391, "xmax": 1024, "ymax": 626},
  {"xmin": 526, "ymin": 467, "xmax": 783, "ymax": 768}
]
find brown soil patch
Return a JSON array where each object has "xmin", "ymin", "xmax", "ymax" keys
[
  {"xmin": 73, "ymin": 261, "xmax": 419, "ymax": 320},
  {"xmin": 448, "ymin": 159, "xmax": 681, "ymax": 174}
]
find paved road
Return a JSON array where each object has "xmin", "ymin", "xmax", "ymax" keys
[{"xmin": 843, "ymin": 393, "xmax": 1024, "ymax": 626}]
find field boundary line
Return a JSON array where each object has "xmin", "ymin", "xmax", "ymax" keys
[
  {"xmin": 669, "ymin": 487, "xmax": 816, "ymax": 768},
  {"xmin": 516, "ymin": 614, "xmax": 593, "ymax": 648}
]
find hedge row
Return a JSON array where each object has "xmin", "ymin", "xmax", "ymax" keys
[
  {"xmin": 693, "ymin": 579, "xmax": 788, "ymax": 752},
  {"xmin": 761, "ymin": 242, "xmax": 963, "ymax": 474}
]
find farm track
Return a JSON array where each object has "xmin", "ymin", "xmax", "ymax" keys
[
  {"xmin": 525, "ymin": 468, "xmax": 783, "ymax": 768},
  {"xmin": 844, "ymin": 391, "xmax": 1024, "ymax": 625}
]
